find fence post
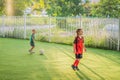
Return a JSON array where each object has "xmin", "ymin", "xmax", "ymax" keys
[
  {"xmin": 49, "ymin": 15, "xmax": 51, "ymax": 42},
  {"xmin": 2, "ymin": 15, "xmax": 5, "ymax": 37},
  {"xmin": 117, "ymin": 18, "xmax": 120, "ymax": 51},
  {"xmin": 24, "ymin": 13, "xmax": 26, "ymax": 39}
]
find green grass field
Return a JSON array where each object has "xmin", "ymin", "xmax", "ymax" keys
[{"xmin": 0, "ymin": 38, "xmax": 120, "ymax": 80}]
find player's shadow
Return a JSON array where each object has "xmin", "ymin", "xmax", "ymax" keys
[
  {"xmin": 76, "ymin": 72, "xmax": 84, "ymax": 80},
  {"xmin": 81, "ymin": 63, "xmax": 105, "ymax": 80},
  {"xmin": 76, "ymin": 71, "xmax": 91, "ymax": 80}
]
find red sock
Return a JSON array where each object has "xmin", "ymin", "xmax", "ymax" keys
[
  {"xmin": 73, "ymin": 60, "xmax": 78, "ymax": 66},
  {"xmin": 76, "ymin": 60, "xmax": 80, "ymax": 67}
]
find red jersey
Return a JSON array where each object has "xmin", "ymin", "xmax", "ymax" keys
[{"xmin": 73, "ymin": 36, "xmax": 84, "ymax": 54}]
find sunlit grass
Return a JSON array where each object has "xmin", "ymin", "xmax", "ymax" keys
[{"xmin": 0, "ymin": 38, "xmax": 120, "ymax": 80}]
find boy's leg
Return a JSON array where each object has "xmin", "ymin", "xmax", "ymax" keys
[
  {"xmin": 73, "ymin": 59, "xmax": 78, "ymax": 66},
  {"xmin": 76, "ymin": 59, "xmax": 80, "ymax": 70},
  {"xmin": 72, "ymin": 54, "xmax": 78, "ymax": 70},
  {"xmin": 29, "ymin": 46, "xmax": 34, "ymax": 52},
  {"xmin": 76, "ymin": 54, "xmax": 82, "ymax": 70},
  {"xmin": 72, "ymin": 54, "xmax": 82, "ymax": 70},
  {"xmin": 72, "ymin": 59, "xmax": 78, "ymax": 70},
  {"xmin": 73, "ymin": 54, "xmax": 79, "ymax": 66},
  {"xmin": 29, "ymin": 42, "xmax": 35, "ymax": 53},
  {"xmin": 76, "ymin": 59, "xmax": 80, "ymax": 65},
  {"xmin": 72, "ymin": 59, "xmax": 80, "ymax": 71}
]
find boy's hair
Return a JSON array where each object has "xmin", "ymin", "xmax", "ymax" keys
[
  {"xmin": 76, "ymin": 28, "xmax": 82, "ymax": 33},
  {"xmin": 32, "ymin": 29, "xmax": 35, "ymax": 32}
]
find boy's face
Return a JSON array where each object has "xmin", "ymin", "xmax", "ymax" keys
[
  {"xmin": 32, "ymin": 30, "xmax": 36, "ymax": 34},
  {"xmin": 78, "ymin": 30, "xmax": 83, "ymax": 35}
]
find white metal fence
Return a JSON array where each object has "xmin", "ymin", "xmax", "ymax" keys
[{"xmin": 0, "ymin": 16, "xmax": 120, "ymax": 51}]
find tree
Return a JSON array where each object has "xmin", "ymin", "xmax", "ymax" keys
[
  {"xmin": 46, "ymin": 0, "xmax": 88, "ymax": 17},
  {"xmin": 91, "ymin": 0, "xmax": 120, "ymax": 18},
  {"xmin": 0, "ymin": 0, "xmax": 5, "ymax": 15},
  {"xmin": 12, "ymin": 0, "xmax": 32, "ymax": 16},
  {"xmin": 82, "ymin": 0, "xmax": 91, "ymax": 16},
  {"xmin": 12, "ymin": 0, "xmax": 45, "ymax": 16},
  {"xmin": 31, "ymin": 0, "xmax": 45, "ymax": 15},
  {"xmin": 0, "ymin": 0, "xmax": 32, "ymax": 16}
]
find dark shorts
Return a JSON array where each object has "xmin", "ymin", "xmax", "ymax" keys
[
  {"xmin": 75, "ymin": 54, "xmax": 82, "ymax": 59},
  {"xmin": 30, "ymin": 42, "xmax": 35, "ymax": 46}
]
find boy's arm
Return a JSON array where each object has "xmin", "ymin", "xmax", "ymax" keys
[
  {"xmin": 83, "ymin": 37, "xmax": 86, "ymax": 52},
  {"xmin": 83, "ymin": 43, "xmax": 86, "ymax": 52},
  {"xmin": 73, "ymin": 37, "xmax": 77, "ymax": 54},
  {"xmin": 73, "ymin": 43, "xmax": 76, "ymax": 54}
]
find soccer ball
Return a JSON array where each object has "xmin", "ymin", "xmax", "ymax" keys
[{"xmin": 39, "ymin": 49, "xmax": 44, "ymax": 55}]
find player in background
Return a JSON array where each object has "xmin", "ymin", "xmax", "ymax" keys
[{"xmin": 29, "ymin": 29, "xmax": 36, "ymax": 53}]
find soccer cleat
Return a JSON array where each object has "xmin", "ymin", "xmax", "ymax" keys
[
  {"xmin": 76, "ymin": 66, "xmax": 80, "ymax": 71},
  {"xmin": 71, "ymin": 65, "xmax": 76, "ymax": 71},
  {"xmin": 29, "ymin": 50, "xmax": 35, "ymax": 54},
  {"xmin": 29, "ymin": 50, "xmax": 31, "ymax": 53},
  {"xmin": 29, "ymin": 50, "xmax": 30, "ymax": 52}
]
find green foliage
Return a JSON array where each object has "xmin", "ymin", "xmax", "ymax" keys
[
  {"xmin": 12, "ymin": 0, "xmax": 32, "ymax": 16},
  {"xmin": 51, "ymin": 35, "xmax": 73, "ymax": 44},
  {"xmin": 0, "ymin": 0, "xmax": 32, "ymax": 16},
  {"xmin": 85, "ymin": 36, "xmax": 94, "ymax": 47},
  {"xmin": 31, "ymin": 0, "xmax": 45, "ymax": 14},
  {"xmin": 46, "ymin": 0, "xmax": 90, "ymax": 17},
  {"xmin": 91, "ymin": 0, "xmax": 120, "ymax": 18},
  {"xmin": 82, "ymin": 0, "xmax": 91, "ymax": 16},
  {"xmin": 0, "ymin": 0, "xmax": 119, "ymax": 17},
  {"xmin": 0, "ymin": 0, "xmax": 5, "ymax": 15}
]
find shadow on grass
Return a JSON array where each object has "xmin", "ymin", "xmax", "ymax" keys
[
  {"xmin": 76, "ymin": 71, "xmax": 91, "ymax": 80},
  {"xmin": 81, "ymin": 63, "xmax": 105, "ymax": 80},
  {"xmin": 76, "ymin": 72, "xmax": 85, "ymax": 80},
  {"xmin": 56, "ymin": 46, "xmax": 105, "ymax": 80}
]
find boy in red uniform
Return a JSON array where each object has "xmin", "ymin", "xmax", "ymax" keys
[{"xmin": 72, "ymin": 29, "xmax": 86, "ymax": 71}]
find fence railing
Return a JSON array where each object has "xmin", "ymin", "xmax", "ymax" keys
[{"xmin": 0, "ymin": 16, "xmax": 120, "ymax": 51}]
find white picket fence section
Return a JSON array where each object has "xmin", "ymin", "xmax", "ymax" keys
[{"xmin": 0, "ymin": 16, "xmax": 120, "ymax": 51}]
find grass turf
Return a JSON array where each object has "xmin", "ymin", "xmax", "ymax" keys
[{"xmin": 0, "ymin": 38, "xmax": 120, "ymax": 80}]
